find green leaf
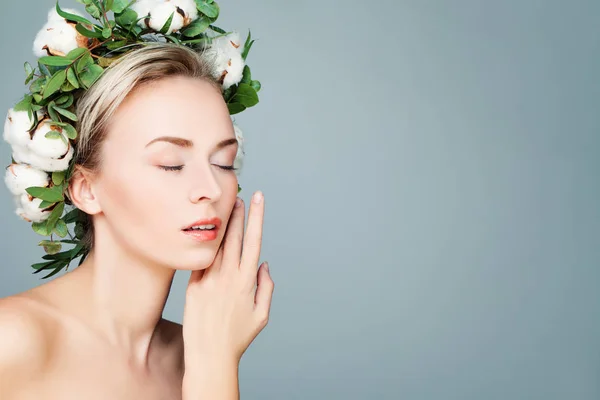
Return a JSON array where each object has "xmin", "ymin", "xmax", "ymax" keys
[
  {"xmin": 33, "ymin": 93, "xmax": 44, "ymax": 103},
  {"xmin": 52, "ymin": 171, "xmax": 66, "ymax": 186},
  {"xmin": 76, "ymin": 52, "xmax": 94, "ymax": 74},
  {"xmin": 39, "ymin": 240, "xmax": 62, "ymax": 255},
  {"xmin": 32, "ymin": 220, "xmax": 51, "ymax": 236},
  {"xmin": 30, "ymin": 77, "xmax": 46, "ymax": 94},
  {"xmin": 112, "ymin": 0, "xmax": 131, "ymax": 14},
  {"xmin": 43, "ymin": 69, "xmax": 67, "ymax": 99},
  {"xmin": 54, "ymin": 94, "xmax": 69, "ymax": 105},
  {"xmin": 227, "ymin": 103, "xmax": 246, "ymax": 115},
  {"xmin": 63, "ymin": 124, "xmax": 78, "ymax": 140},
  {"xmin": 102, "ymin": 26, "xmax": 112, "ymax": 39},
  {"xmin": 106, "ymin": 39, "xmax": 127, "ymax": 50},
  {"xmin": 241, "ymin": 65, "xmax": 251, "ymax": 84},
  {"xmin": 24, "ymin": 62, "xmax": 34, "ymax": 76},
  {"xmin": 74, "ymin": 222, "xmax": 85, "ymax": 239},
  {"xmin": 38, "ymin": 62, "xmax": 52, "ymax": 77},
  {"xmin": 241, "ymin": 30, "xmax": 253, "ymax": 61},
  {"xmin": 76, "ymin": 22, "xmax": 104, "ymax": 38},
  {"xmin": 65, "ymin": 48, "xmax": 88, "ymax": 60},
  {"xmin": 47, "ymin": 103, "xmax": 61, "ymax": 123},
  {"xmin": 53, "ymin": 219, "xmax": 69, "ymax": 238},
  {"xmin": 250, "ymin": 80, "xmax": 261, "ymax": 92},
  {"xmin": 60, "ymin": 80, "xmax": 77, "ymax": 93},
  {"xmin": 159, "ymin": 12, "xmax": 175, "ymax": 34},
  {"xmin": 115, "ymin": 8, "xmax": 137, "ymax": 28},
  {"xmin": 13, "ymin": 95, "xmax": 33, "ymax": 112},
  {"xmin": 56, "ymin": 1, "xmax": 94, "ymax": 25},
  {"xmin": 182, "ymin": 15, "xmax": 211, "ymax": 37},
  {"xmin": 45, "ymin": 130, "xmax": 63, "ymax": 140},
  {"xmin": 53, "ymin": 106, "xmax": 78, "ymax": 121},
  {"xmin": 208, "ymin": 24, "xmax": 226, "ymax": 34},
  {"xmin": 66, "ymin": 68, "xmax": 80, "ymax": 89},
  {"xmin": 38, "ymin": 200, "xmax": 55, "ymax": 209},
  {"xmin": 85, "ymin": 3, "xmax": 102, "ymax": 19},
  {"xmin": 38, "ymin": 55, "xmax": 73, "ymax": 67},
  {"xmin": 196, "ymin": 0, "xmax": 219, "ymax": 18},
  {"xmin": 63, "ymin": 208, "xmax": 86, "ymax": 224},
  {"xmin": 104, "ymin": 0, "xmax": 114, "ymax": 12},
  {"xmin": 26, "ymin": 185, "xmax": 64, "ymax": 203},
  {"xmin": 78, "ymin": 64, "xmax": 104, "ymax": 89},
  {"xmin": 46, "ymin": 202, "xmax": 65, "ymax": 231},
  {"xmin": 41, "ymin": 262, "xmax": 69, "ymax": 279},
  {"xmin": 230, "ymin": 83, "xmax": 259, "ymax": 107}
]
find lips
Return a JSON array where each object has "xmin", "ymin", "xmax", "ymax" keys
[
  {"xmin": 182, "ymin": 217, "xmax": 222, "ymax": 242},
  {"xmin": 182, "ymin": 217, "xmax": 222, "ymax": 231}
]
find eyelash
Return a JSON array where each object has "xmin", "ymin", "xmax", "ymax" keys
[{"xmin": 158, "ymin": 165, "xmax": 237, "ymax": 172}]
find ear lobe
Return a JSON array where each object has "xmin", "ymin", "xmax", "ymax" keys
[{"xmin": 67, "ymin": 166, "xmax": 102, "ymax": 215}]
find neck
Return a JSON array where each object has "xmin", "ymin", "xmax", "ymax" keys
[{"xmin": 65, "ymin": 228, "xmax": 176, "ymax": 366}]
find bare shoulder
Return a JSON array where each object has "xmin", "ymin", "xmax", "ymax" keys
[{"xmin": 0, "ymin": 295, "xmax": 55, "ymax": 392}]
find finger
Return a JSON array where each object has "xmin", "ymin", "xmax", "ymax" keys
[
  {"xmin": 204, "ymin": 240, "xmax": 225, "ymax": 278},
  {"xmin": 221, "ymin": 196, "xmax": 245, "ymax": 272},
  {"xmin": 240, "ymin": 191, "xmax": 264, "ymax": 279},
  {"xmin": 254, "ymin": 262, "xmax": 274, "ymax": 326}
]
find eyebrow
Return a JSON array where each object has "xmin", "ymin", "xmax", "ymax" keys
[{"xmin": 145, "ymin": 136, "xmax": 238, "ymax": 150}]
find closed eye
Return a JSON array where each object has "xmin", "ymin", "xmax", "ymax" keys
[{"xmin": 157, "ymin": 165, "xmax": 237, "ymax": 172}]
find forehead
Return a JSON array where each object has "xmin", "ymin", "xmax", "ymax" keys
[{"xmin": 106, "ymin": 76, "xmax": 233, "ymax": 147}]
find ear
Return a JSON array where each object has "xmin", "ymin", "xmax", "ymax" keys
[{"xmin": 67, "ymin": 166, "xmax": 102, "ymax": 215}]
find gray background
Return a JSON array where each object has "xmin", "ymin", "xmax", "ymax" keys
[{"xmin": 1, "ymin": 0, "xmax": 599, "ymax": 399}]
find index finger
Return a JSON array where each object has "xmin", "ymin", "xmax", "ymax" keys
[{"xmin": 240, "ymin": 190, "xmax": 265, "ymax": 279}]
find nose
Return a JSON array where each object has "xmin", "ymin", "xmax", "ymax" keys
[{"xmin": 188, "ymin": 165, "xmax": 223, "ymax": 204}]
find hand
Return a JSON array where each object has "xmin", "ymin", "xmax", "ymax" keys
[{"xmin": 182, "ymin": 191, "xmax": 274, "ymax": 368}]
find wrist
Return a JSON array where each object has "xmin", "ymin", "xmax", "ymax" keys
[{"xmin": 182, "ymin": 359, "xmax": 240, "ymax": 400}]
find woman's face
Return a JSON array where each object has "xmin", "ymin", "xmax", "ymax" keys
[{"xmin": 91, "ymin": 75, "xmax": 239, "ymax": 270}]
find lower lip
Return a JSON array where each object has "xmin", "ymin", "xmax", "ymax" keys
[{"xmin": 182, "ymin": 228, "xmax": 219, "ymax": 242}]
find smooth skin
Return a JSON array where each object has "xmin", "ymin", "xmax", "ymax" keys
[{"xmin": 0, "ymin": 76, "xmax": 274, "ymax": 400}]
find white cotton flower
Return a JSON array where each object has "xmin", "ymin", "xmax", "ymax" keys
[
  {"xmin": 211, "ymin": 31, "xmax": 243, "ymax": 53},
  {"xmin": 169, "ymin": 0, "xmax": 198, "ymax": 26},
  {"xmin": 233, "ymin": 123, "xmax": 245, "ymax": 173},
  {"xmin": 131, "ymin": 0, "xmax": 161, "ymax": 22},
  {"xmin": 33, "ymin": 8, "xmax": 89, "ymax": 57},
  {"xmin": 3, "ymin": 108, "xmax": 35, "ymax": 148},
  {"xmin": 15, "ymin": 193, "xmax": 51, "ymax": 223},
  {"xmin": 29, "ymin": 121, "xmax": 69, "ymax": 159},
  {"xmin": 13, "ymin": 142, "xmax": 74, "ymax": 173},
  {"xmin": 148, "ymin": 2, "xmax": 185, "ymax": 34},
  {"xmin": 221, "ymin": 52, "xmax": 245, "ymax": 90},
  {"xmin": 205, "ymin": 32, "xmax": 245, "ymax": 89},
  {"xmin": 4, "ymin": 164, "xmax": 50, "ymax": 196}
]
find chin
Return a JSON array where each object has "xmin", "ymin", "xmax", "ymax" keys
[{"xmin": 168, "ymin": 246, "xmax": 221, "ymax": 271}]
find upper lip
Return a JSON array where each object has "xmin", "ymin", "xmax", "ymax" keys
[{"xmin": 182, "ymin": 217, "xmax": 222, "ymax": 230}]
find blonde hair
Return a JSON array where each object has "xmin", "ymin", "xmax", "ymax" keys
[{"xmin": 69, "ymin": 42, "xmax": 221, "ymax": 249}]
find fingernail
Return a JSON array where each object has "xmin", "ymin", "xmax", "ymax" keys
[
  {"xmin": 235, "ymin": 197, "xmax": 242, "ymax": 208},
  {"xmin": 252, "ymin": 191, "xmax": 263, "ymax": 204}
]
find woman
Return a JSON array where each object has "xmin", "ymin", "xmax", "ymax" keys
[{"xmin": 0, "ymin": 5, "xmax": 274, "ymax": 400}]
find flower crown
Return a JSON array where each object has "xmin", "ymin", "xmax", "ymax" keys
[{"xmin": 3, "ymin": 0, "xmax": 261, "ymax": 278}]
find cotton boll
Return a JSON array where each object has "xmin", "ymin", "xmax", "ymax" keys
[
  {"xmin": 221, "ymin": 52, "xmax": 245, "ymax": 90},
  {"xmin": 169, "ymin": 0, "xmax": 198, "ymax": 25},
  {"xmin": 4, "ymin": 164, "xmax": 50, "ymax": 196},
  {"xmin": 13, "ymin": 142, "xmax": 74, "ymax": 173},
  {"xmin": 3, "ymin": 108, "xmax": 35, "ymax": 148},
  {"xmin": 29, "ymin": 121, "xmax": 69, "ymax": 159},
  {"xmin": 15, "ymin": 193, "xmax": 51, "ymax": 223},
  {"xmin": 148, "ymin": 3, "xmax": 185, "ymax": 34},
  {"xmin": 33, "ymin": 19, "xmax": 88, "ymax": 57},
  {"xmin": 131, "ymin": 0, "xmax": 161, "ymax": 24},
  {"xmin": 212, "ymin": 31, "xmax": 243, "ymax": 54}
]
